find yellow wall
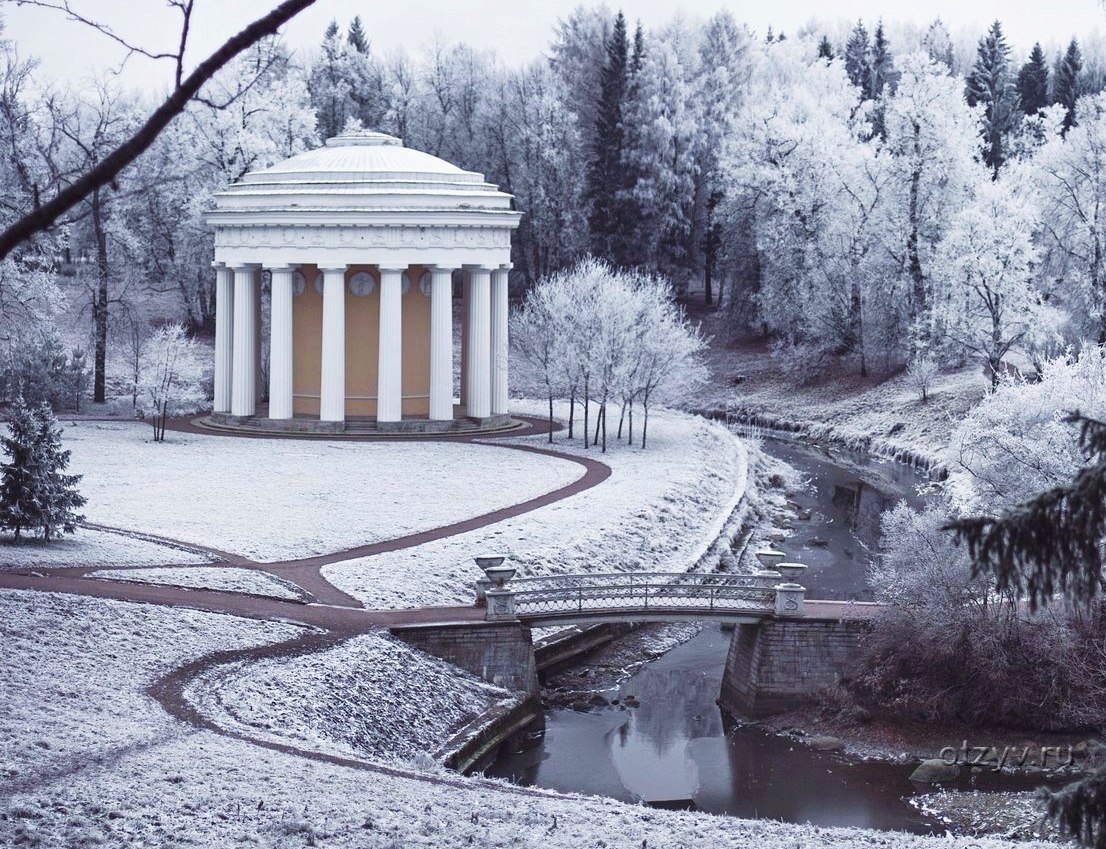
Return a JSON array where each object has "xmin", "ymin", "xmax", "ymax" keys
[{"xmin": 292, "ymin": 264, "xmax": 433, "ymax": 419}]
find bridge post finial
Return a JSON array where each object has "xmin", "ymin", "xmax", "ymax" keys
[{"xmin": 774, "ymin": 582, "xmax": 806, "ymax": 616}]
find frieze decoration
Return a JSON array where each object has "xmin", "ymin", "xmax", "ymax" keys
[{"xmin": 213, "ymin": 224, "xmax": 511, "ymax": 251}]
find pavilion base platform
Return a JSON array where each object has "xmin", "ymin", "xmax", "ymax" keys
[{"xmin": 202, "ymin": 406, "xmax": 519, "ymax": 438}]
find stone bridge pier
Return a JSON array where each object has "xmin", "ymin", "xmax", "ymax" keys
[{"xmin": 718, "ymin": 613, "xmax": 873, "ymax": 717}]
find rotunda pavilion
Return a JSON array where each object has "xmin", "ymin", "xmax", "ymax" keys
[{"xmin": 204, "ymin": 128, "xmax": 520, "ymax": 432}]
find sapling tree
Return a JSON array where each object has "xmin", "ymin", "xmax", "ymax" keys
[{"xmin": 138, "ymin": 323, "xmax": 206, "ymax": 442}]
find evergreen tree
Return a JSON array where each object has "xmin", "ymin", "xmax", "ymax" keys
[
  {"xmin": 1017, "ymin": 43, "xmax": 1050, "ymax": 115},
  {"xmin": 844, "ymin": 21, "xmax": 871, "ymax": 93},
  {"xmin": 1055, "ymin": 37, "xmax": 1084, "ymax": 132},
  {"xmin": 922, "ymin": 18, "xmax": 954, "ymax": 71},
  {"xmin": 764, "ymin": 26, "xmax": 774, "ymax": 44},
  {"xmin": 586, "ymin": 11, "xmax": 631, "ymax": 264},
  {"xmin": 308, "ymin": 19, "xmax": 385, "ymax": 139},
  {"xmin": 0, "ymin": 398, "xmax": 85, "ymax": 542},
  {"xmin": 868, "ymin": 21, "xmax": 894, "ymax": 99},
  {"xmin": 631, "ymin": 20, "xmax": 645, "ymax": 76},
  {"xmin": 949, "ymin": 413, "xmax": 1106, "ymax": 849},
  {"xmin": 965, "ymin": 20, "xmax": 1019, "ymax": 173},
  {"xmin": 817, "ymin": 36, "xmax": 834, "ymax": 61},
  {"xmin": 347, "ymin": 15, "xmax": 369, "ymax": 54}
]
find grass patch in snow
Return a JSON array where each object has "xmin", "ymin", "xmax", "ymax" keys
[{"xmin": 0, "ymin": 525, "xmax": 211, "ymax": 570}]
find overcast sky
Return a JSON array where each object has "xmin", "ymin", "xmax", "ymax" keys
[{"xmin": 3, "ymin": 0, "xmax": 1104, "ymax": 91}]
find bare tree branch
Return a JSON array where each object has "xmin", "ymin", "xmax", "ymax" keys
[{"xmin": 0, "ymin": 0, "xmax": 318, "ymax": 260}]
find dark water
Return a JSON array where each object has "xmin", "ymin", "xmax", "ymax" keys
[{"xmin": 486, "ymin": 439, "xmax": 1047, "ymax": 833}]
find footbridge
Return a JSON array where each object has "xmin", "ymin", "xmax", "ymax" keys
[{"xmin": 392, "ymin": 563, "xmax": 884, "ymax": 719}]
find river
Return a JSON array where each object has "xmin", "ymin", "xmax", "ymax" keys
[{"xmin": 486, "ymin": 437, "xmax": 1048, "ymax": 833}]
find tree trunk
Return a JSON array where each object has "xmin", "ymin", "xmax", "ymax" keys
[
  {"xmin": 548, "ymin": 393, "xmax": 554, "ymax": 444},
  {"xmin": 641, "ymin": 400, "xmax": 649, "ymax": 450},
  {"xmin": 568, "ymin": 393, "xmax": 575, "ymax": 439},
  {"xmin": 601, "ymin": 404, "xmax": 607, "ymax": 452},
  {"xmin": 593, "ymin": 400, "xmax": 603, "ymax": 447},
  {"xmin": 628, "ymin": 405, "xmax": 634, "ymax": 444},
  {"xmin": 582, "ymin": 377, "xmax": 590, "ymax": 451},
  {"xmin": 91, "ymin": 189, "xmax": 109, "ymax": 404},
  {"xmin": 617, "ymin": 400, "xmax": 627, "ymax": 440},
  {"xmin": 907, "ymin": 123, "xmax": 927, "ymax": 335}
]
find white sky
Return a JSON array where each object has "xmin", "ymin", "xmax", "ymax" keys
[{"xmin": 3, "ymin": 0, "xmax": 1104, "ymax": 91}]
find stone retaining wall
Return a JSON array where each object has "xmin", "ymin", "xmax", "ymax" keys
[{"xmin": 390, "ymin": 620, "xmax": 540, "ymax": 695}]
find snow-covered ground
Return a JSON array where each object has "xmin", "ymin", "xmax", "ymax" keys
[
  {"xmin": 60, "ymin": 421, "xmax": 584, "ymax": 561},
  {"xmin": 189, "ymin": 629, "xmax": 510, "ymax": 763},
  {"xmin": 0, "ymin": 591, "xmax": 1052, "ymax": 849},
  {"xmin": 91, "ymin": 566, "xmax": 306, "ymax": 599},
  {"xmin": 324, "ymin": 404, "xmax": 748, "ymax": 608},
  {"xmin": 0, "ymin": 525, "xmax": 212, "ymax": 570}
]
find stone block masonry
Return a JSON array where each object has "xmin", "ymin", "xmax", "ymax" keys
[
  {"xmin": 390, "ymin": 621, "xmax": 540, "ymax": 695},
  {"xmin": 719, "ymin": 616, "xmax": 871, "ymax": 717}
]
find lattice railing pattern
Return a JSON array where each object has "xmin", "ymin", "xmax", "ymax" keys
[{"xmin": 508, "ymin": 572, "xmax": 777, "ymax": 618}]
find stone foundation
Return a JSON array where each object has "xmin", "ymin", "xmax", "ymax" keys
[
  {"xmin": 719, "ymin": 616, "xmax": 871, "ymax": 717},
  {"xmin": 390, "ymin": 621, "xmax": 540, "ymax": 695}
]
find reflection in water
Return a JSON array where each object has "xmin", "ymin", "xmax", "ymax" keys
[{"xmin": 487, "ymin": 440, "xmax": 1037, "ymax": 833}]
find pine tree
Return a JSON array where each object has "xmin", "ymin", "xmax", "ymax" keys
[
  {"xmin": 31, "ymin": 403, "xmax": 85, "ymax": 541},
  {"xmin": 1055, "ymin": 37, "xmax": 1083, "ymax": 132},
  {"xmin": 949, "ymin": 413, "xmax": 1106, "ymax": 848},
  {"xmin": 1017, "ymin": 43, "xmax": 1050, "ymax": 115},
  {"xmin": 868, "ymin": 21, "xmax": 894, "ymax": 99},
  {"xmin": 844, "ymin": 21, "xmax": 871, "ymax": 93},
  {"xmin": 817, "ymin": 36, "xmax": 834, "ymax": 61},
  {"xmin": 631, "ymin": 20, "xmax": 645, "ymax": 76},
  {"xmin": 586, "ymin": 11, "xmax": 631, "ymax": 264},
  {"xmin": 0, "ymin": 398, "xmax": 85, "ymax": 542},
  {"xmin": 966, "ymin": 20, "xmax": 1020, "ymax": 173},
  {"xmin": 922, "ymin": 18, "xmax": 954, "ymax": 71},
  {"xmin": 347, "ymin": 16, "xmax": 369, "ymax": 54}
]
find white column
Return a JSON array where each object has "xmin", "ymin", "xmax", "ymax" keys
[
  {"xmin": 466, "ymin": 266, "xmax": 492, "ymax": 419},
  {"xmin": 268, "ymin": 267, "xmax": 295, "ymax": 420},
  {"xmin": 254, "ymin": 268, "xmax": 264, "ymax": 404},
  {"xmin": 319, "ymin": 266, "xmax": 347, "ymax": 423},
  {"xmin": 377, "ymin": 266, "xmax": 404, "ymax": 423},
  {"xmin": 231, "ymin": 266, "xmax": 257, "ymax": 417},
  {"xmin": 490, "ymin": 264, "xmax": 511, "ymax": 416},
  {"xmin": 460, "ymin": 275, "xmax": 470, "ymax": 408},
  {"xmin": 429, "ymin": 266, "xmax": 455, "ymax": 421},
  {"xmin": 213, "ymin": 264, "xmax": 234, "ymax": 413}
]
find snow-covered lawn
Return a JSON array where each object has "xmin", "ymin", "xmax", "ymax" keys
[
  {"xmin": 61, "ymin": 421, "xmax": 584, "ymax": 562},
  {"xmin": 189, "ymin": 630, "xmax": 510, "ymax": 763},
  {"xmin": 0, "ymin": 590, "xmax": 1052, "ymax": 849},
  {"xmin": 324, "ymin": 404, "xmax": 748, "ymax": 608},
  {"xmin": 0, "ymin": 525, "xmax": 212, "ymax": 570},
  {"xmin": 91, "ymin": 566, "xmax": 306, "ymax": 599}
]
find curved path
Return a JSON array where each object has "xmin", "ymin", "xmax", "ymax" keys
[{"xmin": 0, "ymin": 414, "xmax": 611, "ymax": 624}]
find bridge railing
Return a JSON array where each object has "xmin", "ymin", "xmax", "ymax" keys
[{"xmin": 490, "ymin": 571, "xmax": 783, "ymax": 621}]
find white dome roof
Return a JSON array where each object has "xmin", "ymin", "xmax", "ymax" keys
[
  {"xmin": 246, "ymin": 129, "xmax": 483, "ymax": 185},
  {"xmin": 206, "ymin": 129, "xmax": 518, "ymax": 269}
]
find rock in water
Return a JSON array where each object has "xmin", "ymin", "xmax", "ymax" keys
[
  {"xmin": 909, "ymin": 759, "xmax": 959, "ymax": 783},
  {"xmin": 810, "ymin": 736, "xmax": 844, "ymax": 751}
]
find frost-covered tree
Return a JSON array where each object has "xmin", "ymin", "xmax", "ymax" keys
[
  {"xmin": 0, "ymin": 397, "xmax": 85, "ymax": 542},
  {"xmin": 883, "ymin": 53, "xmax": 982, "ymax": 340},
  {"xmin": 1054, "ymin": 38, "xmax": 1084, "ymax": 133},
  {"xmin": 549, "ymin": 5, "xmax": 611, "ymax": 165},
  {"xmin": 139, "ymin": 323, "xmax": 207, "ymax": 442},
  {"xmin": 1018, "ymin": 43, "xmax": 1050, "ymax": 116},
  {"xmin": 932, "ymin": 180, "xmax": 1045, "ymax": 387},
  {"xmin": 817, "ymin": 36, "xmax": 834, "ymax": 61},
  {"xmin": 946, "ymin": 347, "xmax": 1106, "ymax": 513},
  {"xmin": 965, "ymin": 20, "xmax": 1019, "ymax": 173},
  {"xmin": 1034, "ymin": 93, "xmax": 1106, "ymax": 342},
  {"xmin": 868, "ymin": 22, "xmax": 895, "ymax": 101},
  {"xmin": 694, "ymin": 11, "xmax": 750, "ymax": 306},
  {"xmin": 922, "ymin": 18, "xmax": 954, "ymax": 72},
  {"xmin": 621, "ymin": 37, "xmax": 698, "ymax": 281},
  {"xmin": 308, "ymin": 20, "xmax": 384, "ymax": 139},
  {"xmin": 844, "ymin": 21, "xmax": 871, "ymax": 93}
]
